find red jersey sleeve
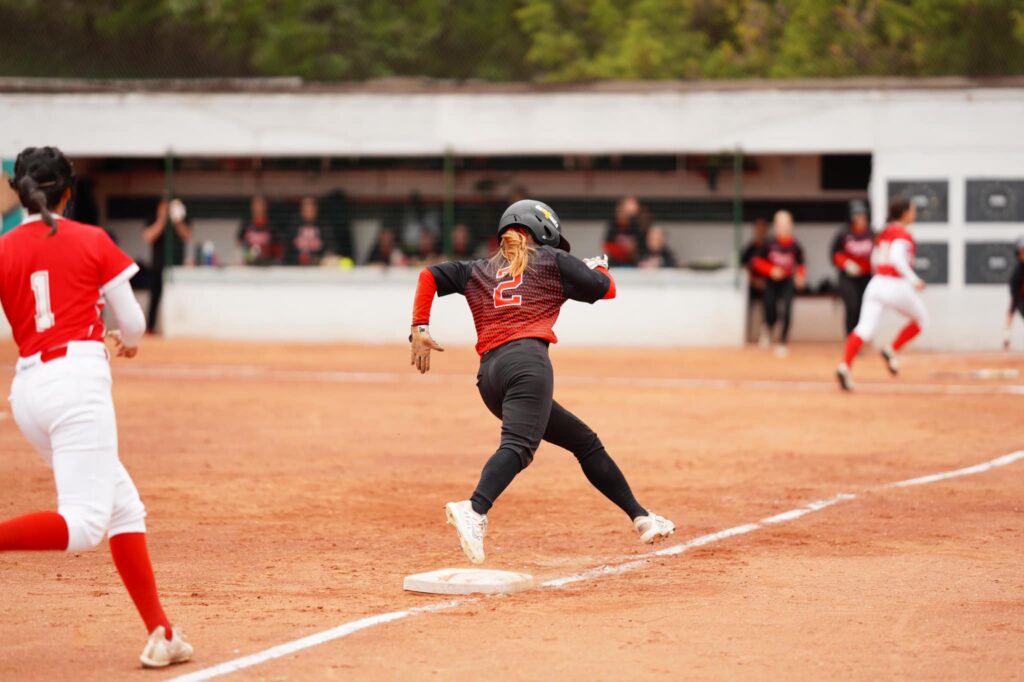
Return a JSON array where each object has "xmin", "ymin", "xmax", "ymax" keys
[{"xmin": 96, "ymin": 230, "xmax": 140, "ymax": 293}]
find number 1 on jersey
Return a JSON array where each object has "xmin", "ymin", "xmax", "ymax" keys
[
  {"xmin": 493, "ymin": 267, "xmax": 524, "ymax": 307},
  {"xmin": 30, "ymin": 271, "xmax": 55, "ymax": 332}
]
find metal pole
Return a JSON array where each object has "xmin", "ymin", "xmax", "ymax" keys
[
  {"xmin": 732, "ymin": 147, "xmax": 743, "ymax": 290},
  {"xmin": 443, "ymin": 147, "xmax": 455, "ymax": 256}
]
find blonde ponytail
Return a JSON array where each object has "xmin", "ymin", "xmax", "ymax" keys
[{"xmin": 491, "ymin": 228, "xmax": 535, "ymax": 278}]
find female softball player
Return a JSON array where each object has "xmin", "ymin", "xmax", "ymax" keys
[
  {"xmin": 409, "ymin": 199, "xmax": 675, "ymax": 564},
  {"xmin": 0, "ymin": 147, "xmax": 192, "ymax": 668},
  {"xmin": 836, "ymin": 196, "xmax": 926, "ymax": 391},
  {"xmin": 1003, "ymin": 237, "xmax": 1024, "ymax": 350}
]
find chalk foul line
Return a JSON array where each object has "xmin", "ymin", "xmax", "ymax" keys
[{"xmin": 169, "ymin": 449, "xmax": 1024, "ymax": 682}]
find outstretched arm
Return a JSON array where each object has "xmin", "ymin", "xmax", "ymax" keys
[
  {"xmin": 410, "ymin": 268, "xmax": 444, "ymax": 374},
  {"xmin": 104, "ymin": 280, "xmax": 146, "ymax": 358},
  {"xmin": 558, "ymin": 252, "xmax": 616, "ymax": 303}
]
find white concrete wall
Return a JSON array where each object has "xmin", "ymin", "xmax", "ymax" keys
[
  {"xmin": 2, "ymin": 86, "xmax": 1022, "ymax": 157},
  {"xmin": 870, "ymin": 147, "xmax": 1024, "ymax": 350},
  {"xmin": 161, "ymin": 267, "xmax": 746, "ymax": 347}
]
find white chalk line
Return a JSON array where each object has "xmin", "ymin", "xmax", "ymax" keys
[
  {"xmin": 117, "ymin": 364, "xmax": 1024, "ymax": 397},
  {"xmin": 169, "ymin": 449, "xmax": 1024, "ymax": 682}
]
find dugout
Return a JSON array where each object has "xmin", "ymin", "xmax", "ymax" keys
[{"xmin": 1, "ymin": 78, "xmax": 1023, "ymax": 350}]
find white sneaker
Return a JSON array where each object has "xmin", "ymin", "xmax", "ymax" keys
[
  {"xmin": 758, "ymin": 326, "xmax": 771, "ymax": 349},
  {"xmin": 140, "ymin": 626, "xmax": 193, "ymax": 669},
  {"xmin": 774, "ymin": 343, "xmax": 789, "ymax": 358},
  {"xmin": 445, "ymin": 501, "xmax": 487, "ymax": 564},
  {"xmin": 881, "ymin": 346, "xmax": 899, "ymax": 376},
  {"xmin": 836, "ymin": 362, "xmax": 854, "ymax": 392},
  {"xmin": 634, "ymin": 512, "xmax": 675, "ymax": 544}
]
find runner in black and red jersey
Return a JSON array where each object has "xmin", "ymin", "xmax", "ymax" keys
[
  {"xmin": 409, "ymin": 199, "xmax": 675, "ymax": 564},
  {"xmin": 751, "ymin": 210, "xmax": 806, "ymax": 357},
  {"xmin": 831, "ymin": 200, "xmax": 874, "ymax": 336},
  {"xmin": 1004, "ymin": 237, "xmax": 1024, "ymax": 349}
]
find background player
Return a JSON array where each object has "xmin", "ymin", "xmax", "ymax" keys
[
  {"xmin": 751, "ymin": 210, "xmax": 806, "ymax": 357},
  {"xmin": 1004, "ymin": 237, "xmax": 1024, "ymax": 350},
  {"xmin": 831, "ymin": 200, "xmax": 874, "ymax": 335},
  {"xmin": 408, "ymin": 199, "xmax": 674, "ymax": 564},
  {"xmin": 836, "ymin": 196, "xmax": 926, "ymax": 391},
  {"xmin": 0, "ymin": 147, "xmax": 193, "ymax": 668}
]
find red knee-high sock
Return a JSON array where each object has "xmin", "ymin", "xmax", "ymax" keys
[
  {"xmin": 109, "ymin": 533, "xmax": 173, "ymax": 639},
  {"xmin": 0, "ymin": 511, "xmax": 69, "ymax": 551},
  {"xmin": 843, "ymin": 333, "xmax": 864, "ymax": 366},
  {"xmin": 892, "ymin": 321, "xmax": 921, "ymax": 351}
]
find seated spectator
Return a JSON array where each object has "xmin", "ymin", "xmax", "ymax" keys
[
  {"xmin": 238, "ymin": 195, "xmax": 282, "ymax": 265},
  {"xmin": 412, "ymin": 229, "xmax": 440, "ymax": 266},
  {"xmin": 450, "ymin": 223, "xmax": 475, "ymax": 259},
  {"xmin": 367, "ymin": 227, "xmax": 408, "ymax": 267},
  {"xmin": 638, "ymin": 226, "xmax": 678, "ymax": 269},
  {"xmin": 604, "ymin": 196, "xmax": 645, "ymax": 266},
  {"xmin": 285, "ymin": 196, "xmax": 326, "ymax": 266}
]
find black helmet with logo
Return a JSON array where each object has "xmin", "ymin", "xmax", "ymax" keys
[{"xmin": 497, "ymin": 199, "xmax": 570, "ymax": 252}]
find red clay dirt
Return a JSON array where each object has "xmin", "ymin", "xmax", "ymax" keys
[{"xmin": 0, "ymin": 340, "xmax": 1022, "ymax": 681}]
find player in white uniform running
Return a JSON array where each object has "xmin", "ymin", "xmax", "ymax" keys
[
  {"xmin": 836, "ymin": 196, "xmax": 926, "ymax": 391},
  {"xmin": 0, "ymin": 147, "xmax": 193, "ymax": 668}
]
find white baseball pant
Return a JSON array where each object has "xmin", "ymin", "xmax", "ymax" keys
[
  {"xmin": 852, "ymin": 276, "xmax": 928, "ymax": 342},
  {"xmin": 8, "ymin": 341, "xmax": 146, "ymax": 552}
]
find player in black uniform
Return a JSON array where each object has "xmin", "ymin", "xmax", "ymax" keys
[
  {"xmin": 831, "ymin": 200, "xmax": 874, "ymax": 335},
  {"xmin": 1004, "ymin": 237, "xmax": 1024, "ymax": 350},
  {"xmin": 409, "ymin": 200, "xmax": 675, "ymax": 564},
  {"xmin": 751, "ymin": 210, "xmax": 806, "ymax": 357}
]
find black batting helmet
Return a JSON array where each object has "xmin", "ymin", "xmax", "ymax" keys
[{"xmin": 497, "ymin": 199, "xmax": 570, "ymax": 252}]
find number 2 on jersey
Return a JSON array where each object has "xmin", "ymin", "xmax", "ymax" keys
[
  {"xmin": 30, "ymin": 271, "xmax": 56, "ymax": 332},
  {"xmin": 493, "ymin": 267, "xmax": 524, "ymax": 307}
]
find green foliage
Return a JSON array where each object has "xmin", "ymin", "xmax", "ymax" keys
[{"xmin": 0, "ymin": 0, "xmax": 1021, "ymax": 81}]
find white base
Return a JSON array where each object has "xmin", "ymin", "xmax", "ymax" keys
[{"xmin": 403, "ymin": 568, "xmax": 535, "ymax": 595}]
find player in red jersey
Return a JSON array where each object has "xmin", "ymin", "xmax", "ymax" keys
[
  {"xmin": 409, "ymin": 200, "xmax": 675, "ymax": 564},
  {"xmin": 751, "ymin": 210, "xmax": 806, "ymax": 357},
  {"xmin": 831, "ymin": 200, "xmax": 874, "ymax": 335},
  {"xmin": 0, "ymin": 148, "xmax": 192, "ymax": 668},
  {"xmin": 836, "ymin": 196, "xmax": 926, "ymax": 391}
]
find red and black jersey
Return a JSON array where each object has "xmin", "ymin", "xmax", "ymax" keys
[
  {"xmin": 831, "ymin": 228, "xmax": 874, "ymax": 276},
  {"xmin": 752, "ymin": 237, "xmax": 806, "ymax": 280},
  {"xmin": 425, "ymin": 246, "xmax": 613, "ymax": 355}
]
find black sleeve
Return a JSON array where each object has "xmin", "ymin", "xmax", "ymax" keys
[
  {"xmin": 740, "ymin": 243, "xmax": 755, "ymax": 266},
  {"xmin": 429, "ymin": 259, "xmax": 476, "ymax": 297},
  {"xmin": 555, "ymin": 250, "xmax": 611, "ymax": 303},
  {"xmin": 830, "ymin": 230, "xmax": 845, "ymax": 259},
  {"xmin": 663, "ymin": 249, "xmax": 678, "ymax": 268}
]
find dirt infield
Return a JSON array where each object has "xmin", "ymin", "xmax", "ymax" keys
[{"xmin": 1, "ymin": 340, "xmax": 1022, "ymax": 681}]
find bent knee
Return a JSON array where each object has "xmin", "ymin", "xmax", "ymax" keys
[
  {"xmin": 60, "ymin": 507, "xmax": 113, "ymax": 551},
  {"xmin": 108, "ymin": 498, "xmax": 147, "ymax": 538},
  {"xmin": 572, "ymin": 432, "xmax": 605, "ymax": 463}
]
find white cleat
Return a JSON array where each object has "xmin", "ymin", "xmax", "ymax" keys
[
  {"xmin": 836, "ymin": 362, "xmax": 854, "ymax": 392},
  {"xmin": 634, "ymin": 512, "xmax": 675, "ymax": 544},
  {"xmin": 881, "ymin": 346, "xmax": 899, "ymax": 376},
  {"xmin": 774, "ymin": 344, "xmax": 789, "ymax": 358},
  {"xmin": 140, "ymin": 626, "xmax": 193, "ymax": 669},
  {"xmin": 445, "ymin": 501, "xmax": 487, "ymax": 564}
]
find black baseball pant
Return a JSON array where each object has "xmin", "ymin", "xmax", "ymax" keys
[
  {"xmin": 469, "ymin": 338, "xmax": 647, "ymax": 520},
  {"xmin": 837, "ymin": 273, "xmax": 871, "ymax": 335},
  {"xmin": 763, "ymin": 278, "xmax": 796, "ymax": 343}
]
